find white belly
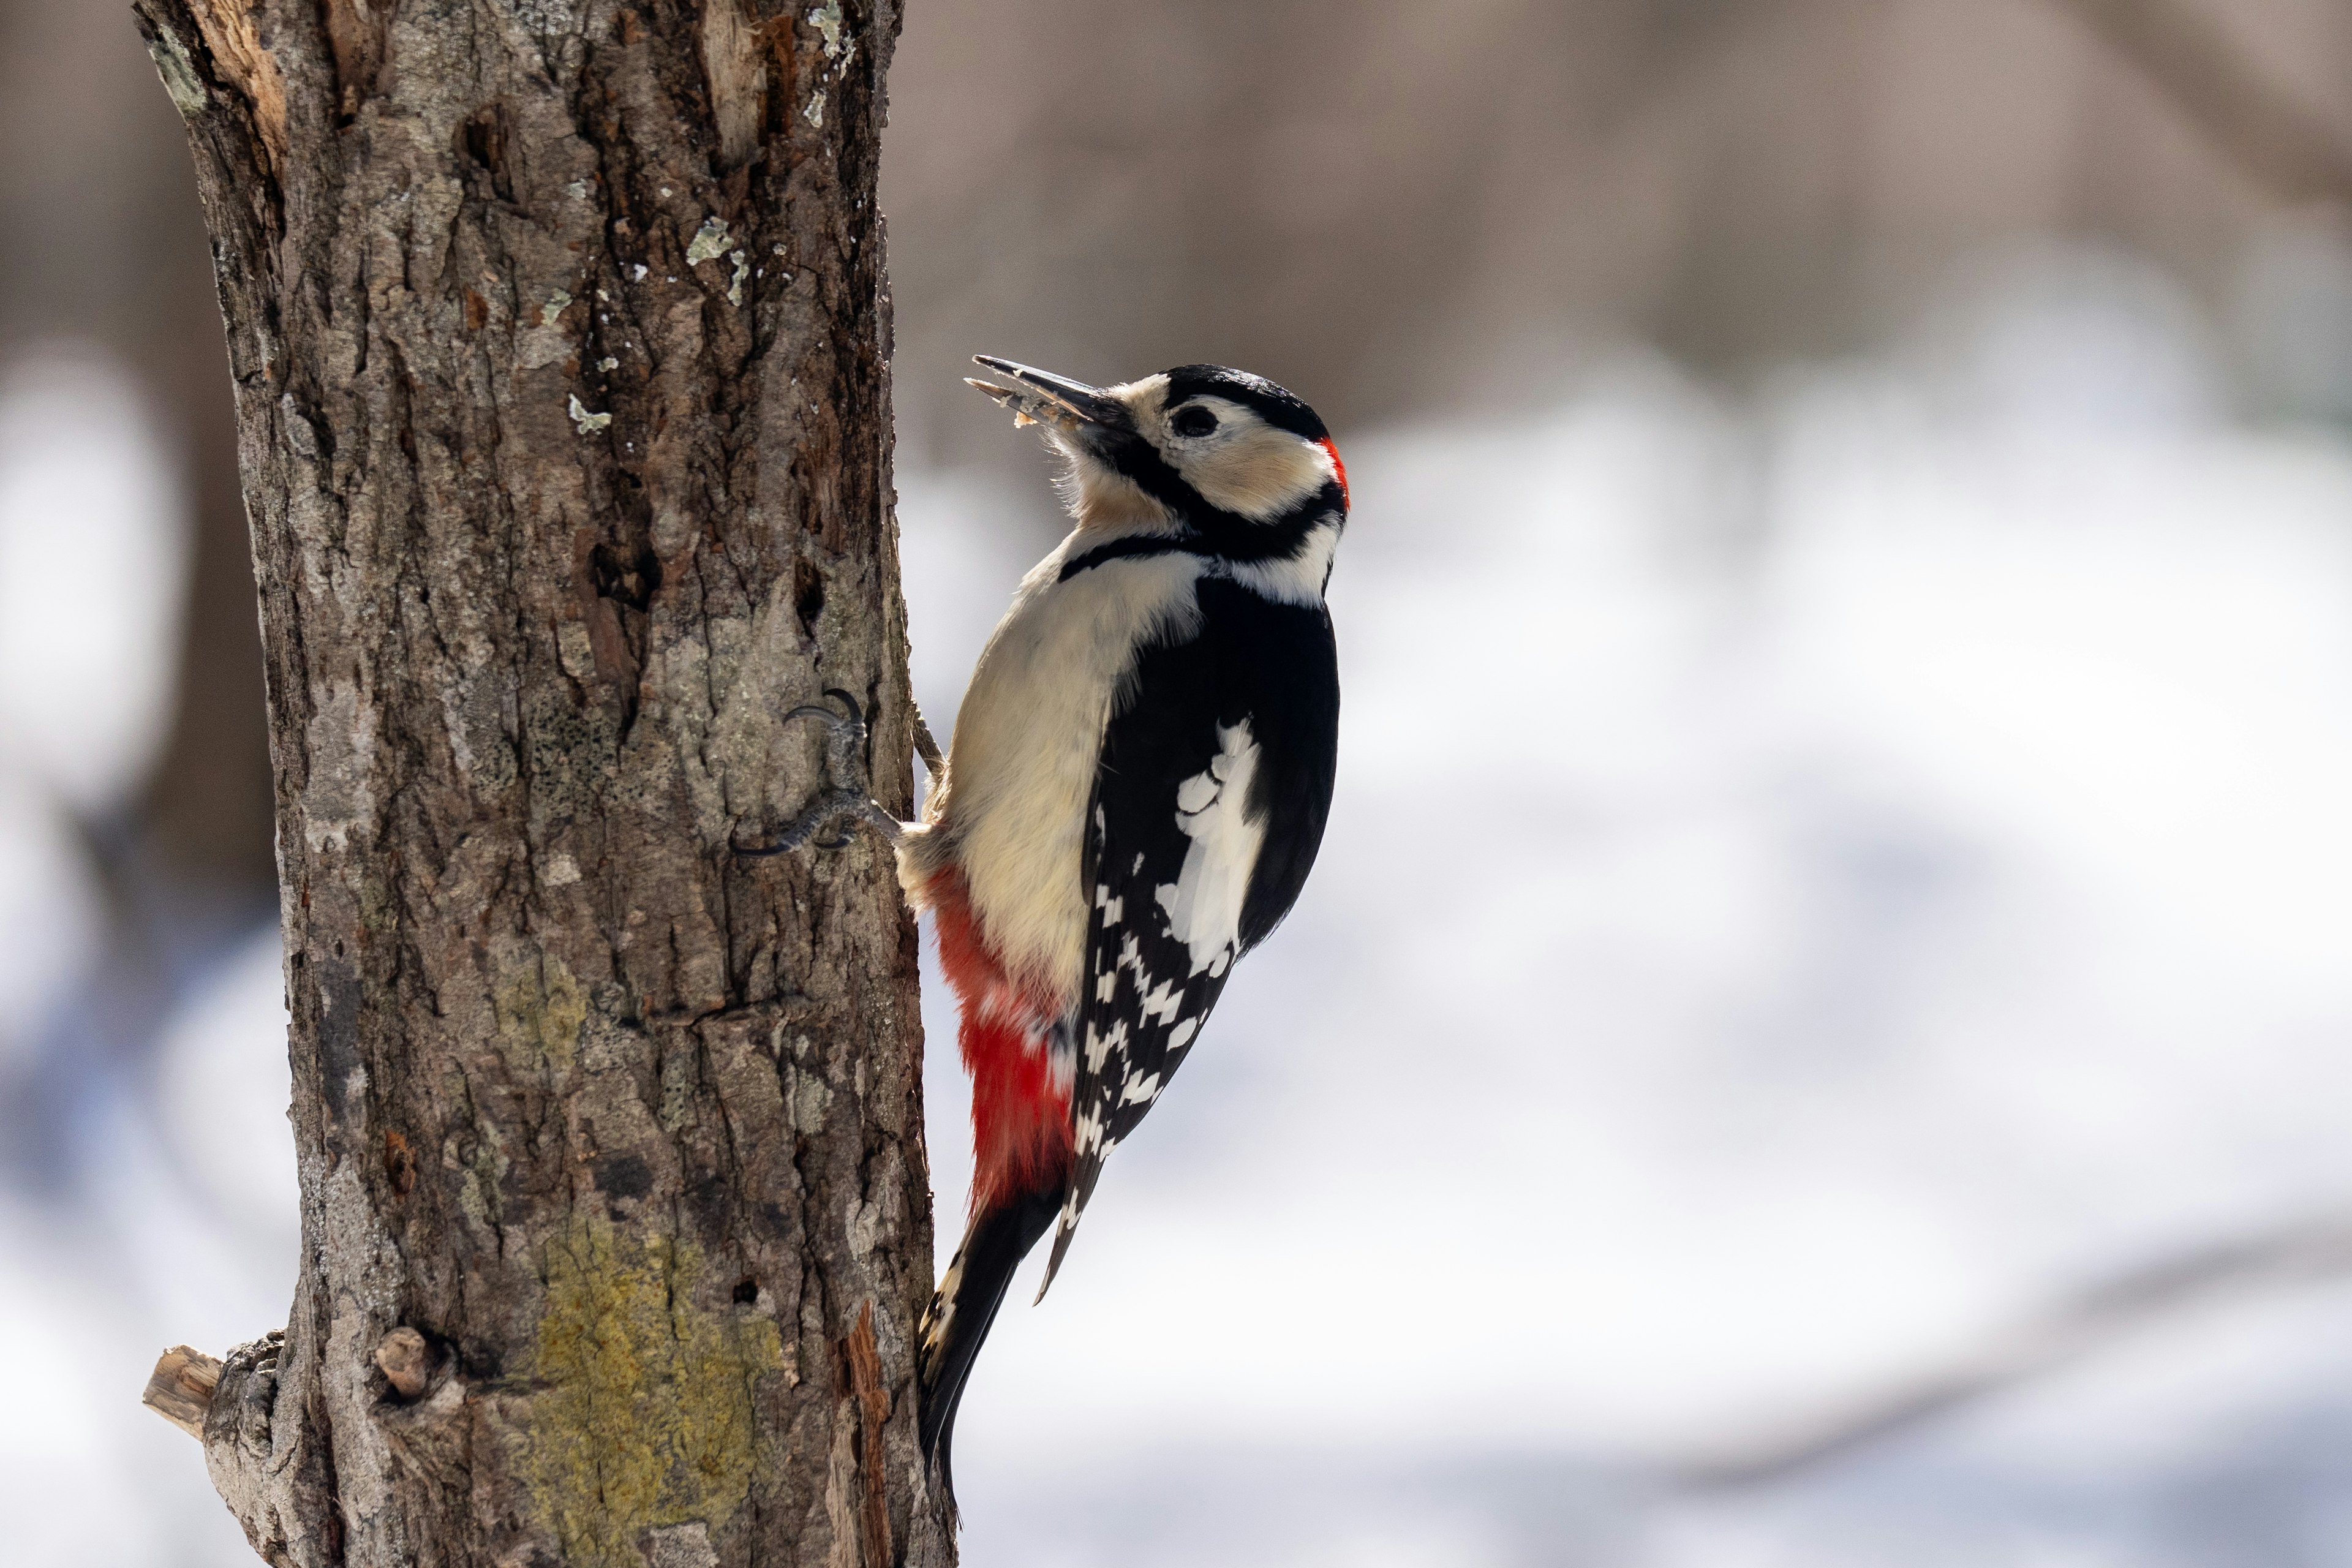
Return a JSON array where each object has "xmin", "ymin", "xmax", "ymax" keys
[{"xmin": 899, "ymin": 544, "xmax": 1202, "ymax": 1003}]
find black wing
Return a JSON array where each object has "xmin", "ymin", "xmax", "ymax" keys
[{"xmin": 1038, "ymin": 577, "xmax": 1340, "ymax": 1292}]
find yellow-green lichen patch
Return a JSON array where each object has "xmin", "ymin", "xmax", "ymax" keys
[
  {"xmin": 518, "ymin": 1213, "xmax": 783, "ymax": 1568},
  {"xmin": 493, "ymin": 947, "xmax": 587, "ymax": 1072}
]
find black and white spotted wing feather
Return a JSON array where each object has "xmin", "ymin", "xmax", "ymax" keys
[{"xmin": 1038, "ymin": 575, "xmax": 1341, "ymax": 1293}]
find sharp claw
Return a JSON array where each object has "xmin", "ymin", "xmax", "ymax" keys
[
  {"xmin": 731, "ymin": 790, "xmax": 865, "ymax": 858},
  {"xmin": 732, "ymin": 690, "xmax": 900, "ymax": 859}
]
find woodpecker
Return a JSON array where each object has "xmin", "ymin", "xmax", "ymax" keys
[{"xmin": 742, "ymin": 356, "xmax": 1346, "ymax": 1502}]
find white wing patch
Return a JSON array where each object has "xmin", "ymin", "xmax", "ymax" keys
[{"xmin": 1153, "ymin": 720, "xmax": 1267, "ymax": 976}]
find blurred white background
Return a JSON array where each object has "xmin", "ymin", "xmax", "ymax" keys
[{"xmin": 6, "ymin": 2, "xmax": 2352, "ymax": 1564}]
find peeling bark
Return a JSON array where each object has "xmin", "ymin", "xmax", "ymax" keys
[{"xmin": 130, "ymin": 2, "xmax": 948, "ymax": 1563}]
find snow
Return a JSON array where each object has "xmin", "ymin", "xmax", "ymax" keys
[
  {"xmin": 0, "ymin": 348, "xmax": 189, "ymax": 814},
  {"xmin": 0, "ymin": 764, "xmax": 105, "ymax": 1067},
  {"xmin": 150, "ymin": 932, "xmax": 299, "ymax": 1251},
  {"xmin": 0, "ymin": 1198, "xmax": 187, "ymax": 1567},
  {"xmin": 0, "ymin": 348, "xmax": 181, "ymax": 1067}
]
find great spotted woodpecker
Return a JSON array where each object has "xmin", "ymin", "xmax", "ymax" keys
[{"xmin": 742, "ymin": 357, "xmax": 1346, "ymax": 1501}]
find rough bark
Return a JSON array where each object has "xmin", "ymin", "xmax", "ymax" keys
[{"xmin": 130, "ymin": 2, "xmax": 949, "ymax": 1564}]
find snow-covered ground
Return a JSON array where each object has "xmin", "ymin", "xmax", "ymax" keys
[{"xmin": 9, "ymin": 259, "xmax": 2352, "ymax": 1564}]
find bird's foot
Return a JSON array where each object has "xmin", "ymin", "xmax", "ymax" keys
[{"xmin": 731, "ymin": 689, "xmax": 910, "ymax": 858}]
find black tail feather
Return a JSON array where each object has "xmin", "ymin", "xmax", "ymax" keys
[{"xmin": 918, "ymin": 1183, "xmax": 1061, "ymax": 1507}]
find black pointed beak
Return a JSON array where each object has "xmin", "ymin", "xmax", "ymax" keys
[{"xmin": 965, "ymin": 356, "xmax": 1130, "ymax": 432}]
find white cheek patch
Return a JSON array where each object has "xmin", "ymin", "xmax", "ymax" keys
[
  {"xmin": 1173, "ymin": 415, "xmax": 1335, "ymax": 521},
  {"xmin": 1152, "ymin": 720, "xmax": 1267, "ymax": 976}
]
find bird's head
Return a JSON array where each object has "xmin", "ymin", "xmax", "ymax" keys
[{"xmin": 967, "ymin": 357, "xmax": 1348, "ymax": 551}]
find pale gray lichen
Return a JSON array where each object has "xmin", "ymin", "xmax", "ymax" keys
[
  {"xmin": 510, "ymin": 0, "xmax": 587, "ymax": 35},
  {"xmin": 597, "ymin": 356, "xmax": 619, "ymax": 372},
  {"xmin": 143, "ymin": 24, "xmax": 208, "ymax": 118},
  {"xmin": 541, "ymin": 290, "xmax": 572, "ymax": 326},
  {"xmin": 727, "ymin": 252, "xmax": 749, "ymax": 306},
  {"xmin": 646, "ymin": 1522, "xmax": 720, "ymax": 1568},
  {"xmin": 803, "ymin": 91, "xmax": 826, "ymax": 129},
  {"xmin": 809, "ymin": 1, "xmax": 846, "ymax": 60},
  {"xmin": 557, "ymin": 621, "xmax": 597, "ymax": 681},
  {"xmin": 568, "ymin": 395, "xmax": 612, "ymax": 435},
  {"xmin": 788, "ymin": 1066, "xmax": 831, "ymax": 1136},
  {"xmin": 685, "ymin": 217, "xmax": 732, "ymax": 267}
]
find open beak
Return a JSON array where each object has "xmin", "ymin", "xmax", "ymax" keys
[{"xmin": 965, "ymin": 356, "xmax": 1129, "ymax": 434}]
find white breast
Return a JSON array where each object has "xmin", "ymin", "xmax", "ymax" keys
[{"xmin": 900, "ymin": 543, "xmax": 1203, "ymax": 1003}]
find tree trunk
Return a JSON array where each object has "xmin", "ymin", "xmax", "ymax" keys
[{"xmin": 130, "ymin": 3, "xmax": 949, "ymax": 1565}]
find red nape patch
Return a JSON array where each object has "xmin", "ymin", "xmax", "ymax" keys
[
  {"xmin": 925, "ymin": 869, "xmax": 1075, "ymax": 1213},
  {"xmin": 1319, "ymin": 437, "xmax": 1350, "ymax": 508}
]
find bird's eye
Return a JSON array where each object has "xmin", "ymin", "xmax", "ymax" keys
[{"xmin": 1170, "ymin": 405, "xmax": 1218, "ymax": 439}]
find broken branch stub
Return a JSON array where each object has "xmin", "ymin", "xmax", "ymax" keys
[
  {"xmin": 372, "ymin": 1326, "xmax": 433, "ymax": 1400},
  {"xmin": 143, "ymin": 1344, "xmax": 224, "ymax": 1439}
]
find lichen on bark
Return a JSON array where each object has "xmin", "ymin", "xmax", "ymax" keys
[{"xmin": 519, "ymin": 1216, "xmax": 785, "ymax": 1568}]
